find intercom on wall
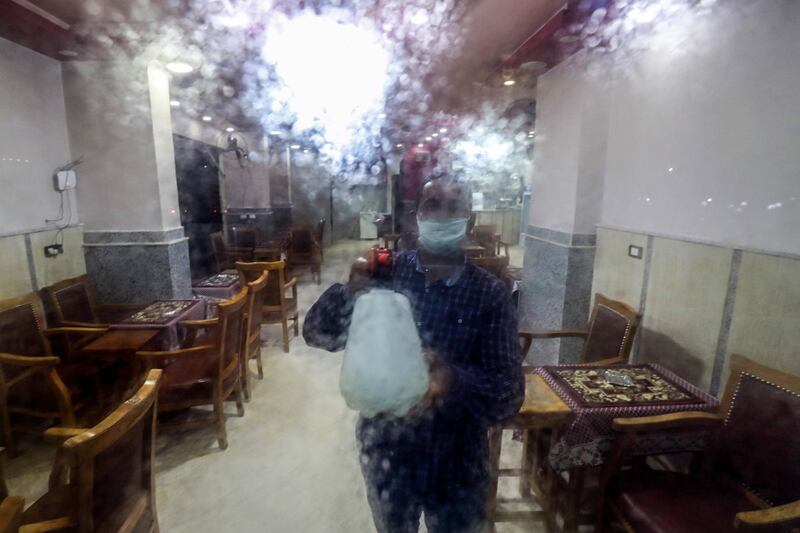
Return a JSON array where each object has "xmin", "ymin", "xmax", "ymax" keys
[{"xmin": 54, "ymin": 169, "xmax": 77, "ymax": 191}]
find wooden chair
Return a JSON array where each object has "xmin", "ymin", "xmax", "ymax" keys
[
  {"xmin": 240, "ymin": 271, "xmax": 269, "ymax": 401},
  {"xmin": 0, "ymin": 497, "xmax": 23, "ymax": 533},
  {"xmin": 471, "ymin": 255, "xmax": 510, "ymax": 281},
  {"xmin": 19, "ymin": 369, "xmax": 162, "ymax": 533},
  {"xmin": 286, "ymin": 225, "xmax": 322, "ymax": 284},
  {"xmin": 137, "ymin": 289, "xmax": 247, "ymax": 450},
  {"xmin": 236, "ymin": 261, "xmax": 298, "ymax": 353},
  {"xmin": 211, "ymin": 231, "xmax": 252, "ymax": 271},
  {"xmin": 519, "ymin": 293, "xmax": 641, "ymax": 366},
  {"xmin": 471, "ymin": 224, "xmax": 500, "ymax": 257},
  {"xmin": 43, "ymin": 274, "xmax": 146, "ymax": 327},
  {"xmin": 0, "ymin": 293, "xmax": 104, "ymax": 456},
  {"xmin": 597, "ymin": 354, "xmax": 800, "ymax": 533}
]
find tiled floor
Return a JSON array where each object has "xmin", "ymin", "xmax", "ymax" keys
[{"xmin": 6, "ymin": 240, "xmax": 541, "ymax": 532}]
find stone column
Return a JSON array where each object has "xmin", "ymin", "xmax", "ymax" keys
[
  {"xmin": 519, "ymin": 52, "xmax": 609, "ymax": 364},
  {"xmin": 62, "ymin": 60, "xmax": 190, "ymax": 303}
]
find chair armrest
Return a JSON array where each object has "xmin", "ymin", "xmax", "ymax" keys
[
  {"xmin": 43, "ymin": 326, "xmax": 107, "ymax": 336},
  {"xmin": 519, "ymin": 329, "xmax": 589, "ymax": 339},
  {"xmin": 734, "ymin": 499, "xmax": 800, "ymax": 531},
  {"xmin": 285, "ymin": 277, "xmax": 297, "ymax": 289},
  {"xmin": 0, "ymin": 497, "xmax": 24, "ymax": 532},
  {"xmin": 19, "ymin": 516, "xmax": 76, "ymax": 533},
  {"xmin": 43, "ymin": 427, "xmax": 86, "ymax": 443},
  {"xmin": 587, "ymin": 355, "xmax": 625, "ymax": 366},
  {"xmin": 137, "ymin": 344, "xmax": 215, "ymax": 360},
  {"xmin": 179, "ymin": 318, "xmax": 219, "ymax": 329},
  {"xmin": 0, "ymin": 353, "xmax": 60, "ymax": 367},
  {"xmin": 612, "ymin": 411, "xmax": 723, "ymax": 433},
  {"xmin": 59, "ymin": 320, "xmax": 110, "ymax": 328}
]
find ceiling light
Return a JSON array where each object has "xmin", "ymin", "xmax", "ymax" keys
[
  {"xmin": 269, "ymin": 131, "xmax": 282, "ymax": 135},
  {"xmin": 58, "ymin": 50, "xmax": 78, "ymax": 57},
  {"xmin": 396, "ymin": 144, "xmax": 403, "ymax": 148},
  {"xmin": 425, "ymin": 136, "xmax": 432, "ymax": 141},
  {"xmin": 170, "ymin": 100, "xmax": 180, "ymax": 107},
  {"xmin": 303, "ymin": 149, "xmax": 309, "ymax": 153},
  {"xmin": 166, "ymin": 62, "xmax": 194, "ymax": 74},
  {"xmin": 503, "ymin": 80, "xmax": 516, "ymax": 86},
  {"xmin": 439, "ymin": 128, "xmax": 448, "ymax": 133},
  {"xmin": 418, "ymin": 143, "xmax": 424, "ymax": 148},
  {"xmin": 378, "ymin": 113, "xmax": 387, "ymax": 118},
  {"xmin": 432, "ymin": 133, "xmax": 439, "ymax": 137},
  {"xmin": 291, "ymin": 144, "xmax": 301, "ymax": 149},
  {"xmin": 226, "ymin": 127, "xmax": 235, "ymax": 132},
  {"xmin": 528, "ymin": 130, "xmax": 535, "ymax": 135},
  {"xmin": 202, "ymin": 116, "xmax": 212, "ymax": 122}
]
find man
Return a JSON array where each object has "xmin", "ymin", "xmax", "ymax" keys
[{"xmin": 303, "ymin": 174, "xmax": 524, "ymax": 533}]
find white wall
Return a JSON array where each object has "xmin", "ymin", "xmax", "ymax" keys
[
  {"xmin": 62, "ymin": 60, "xmax": 181, "ymax": 232},
  {"xmin": 0, "ymin": 38, "xmax": 76, "ymax": 234},
  {"xmin": 601, "ymin": 0, "xmax": 800, "ymax": 255}
]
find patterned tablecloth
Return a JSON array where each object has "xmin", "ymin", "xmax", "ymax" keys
[
  {"xmin": 535, "ymin": 364, "xmax": 719, "ymax": 470},
  {"xmin": 192, "ymin": 271, "xmax": 241, "ymax": 301},
  {"xmin": 112, "ymin": 299, "xmax": 205, "ymax": 349}
]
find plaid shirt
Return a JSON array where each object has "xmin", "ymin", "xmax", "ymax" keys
[{"xmin": 303, "ymin": 250, "xmax": 524, "ymax": 493}]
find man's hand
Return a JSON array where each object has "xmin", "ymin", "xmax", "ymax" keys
[{"xmin": 407, "ymin": 349, "xmax": 453, "ymax": 418}]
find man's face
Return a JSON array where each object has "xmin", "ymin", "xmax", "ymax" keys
[{"xmin": 417, "ymin": 180, "xmax": 471, "ymax": 222}]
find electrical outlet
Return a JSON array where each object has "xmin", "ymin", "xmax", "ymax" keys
[
  {"xmin": 628, "ymin": 245, "xmax": 643, "ymax": 259},
  {"xmin": 44, "ymin": 244, "xmax": 63, "ymax": 257}
]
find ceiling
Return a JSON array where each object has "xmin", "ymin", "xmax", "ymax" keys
[{"xmin": 0, "ymin": 0, "xmax": 573, "ymax": 126}]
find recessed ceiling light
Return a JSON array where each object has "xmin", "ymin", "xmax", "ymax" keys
[
  {"xmin": 439, "ymin": 128, "xmax": 447, "ymax": 133},
  {"xmin": 226, "ymin": 127, "xmax": 235, "ymax": 132},
  {"xmin": 396, "ymin": 144, "xmax": 403, "ymax": 148},
  {"xmin": 432, "ymin": 133, "xmax": 439, "ymax": 137},
  {"xmin": 166, "ymin": 62, "xmax": 193, "ymax": 74},
  {"xmin": 269, "ymin": 130, "xmax": 282, "ymax": 135},
  {"xmin": 303, "ymin": 149, "xmax": 309, "ymax": 153},
  {"xmin": 290, "ymin": 144, "xmax": 300, "ymax": 149},
  {"xmin": 58, "ymin": 49, "xmax": 78, "ymax": 57},
  {"xmin": 170, "ymin": 100, "xmax": 180, "ymax": 107},
  {"xmin": 503, "ymin": 80, "xmax": 516, "ymax": 86},
  {"xmin": 418, "ymin": 143, "xmax": 424, "ymax": 148},
  {"xmin": 425, "ymin": 136, "xmax": 432, "ymax": 141},
  {"xmin": 202, "ymin": 116, "xmax": 212, "ymax": 122}
]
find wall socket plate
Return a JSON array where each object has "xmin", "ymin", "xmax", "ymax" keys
[
  {"xmin": 44, "ymin": 244, "xmax": 63, "ymax": 257},
  {"xmin": 628, "ymin": 244, "xmax": 643, "ymax": 259}
]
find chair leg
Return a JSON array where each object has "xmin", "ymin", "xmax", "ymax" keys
[
  {"xmin": 255, "ymin": 344, "xmax": 264, "ymax": 379},
  {"xmin": 0, "ymin": 396, "xmax": 16, "ymax": 459},
  {"xmin": 486, "ymin": 426, "xmax": 503, "ymax": 533},
  {"xmin": 214, "ymin": 391, "xmax": 228, "ymax": 450},
  {"xmin": 241, "ymin": 354, "xmax": 251, "ymax": 402},
  {"xmin": 235, "ymin": 379, "xmax": 245, "ymax": 417},
  {"xmin": 293, "ymin": 316, "xmax": 299, "ymax": 336},
  {"xmin": 281, "ymin": 318, "xmax": 290, "ymax": 353}
]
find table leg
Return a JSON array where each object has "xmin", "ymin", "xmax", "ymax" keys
[
  {"xmin": 520, "ymin": 429, "xmax": 535, "ymax": 497},
  {"xmin": 562, "ymin": 467, "xmax": 586, "ymax": 533}
]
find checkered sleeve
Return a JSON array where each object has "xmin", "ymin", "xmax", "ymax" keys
[
  {"xmin": 302, "ymin": 283, "xmax": 355, "ymax": 352},
  {"xmin": 441, "ymin": 280, "xmax": 525, "ymax": 425}
]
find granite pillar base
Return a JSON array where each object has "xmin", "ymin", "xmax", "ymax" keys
[
  {"xmin": 518, "ymin": 225, "xmax": 596, "ymax": 364},
  {"xmin": 83, "ymin": 228, "xmax": 191, "ymax": 304}
]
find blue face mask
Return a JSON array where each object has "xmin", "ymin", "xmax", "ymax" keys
[{"xmin": 417, "ymin": 217, "xmax": 468, "ymax": 255}]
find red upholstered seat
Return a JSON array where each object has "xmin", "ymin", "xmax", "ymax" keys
[{"xmin": 611, "ymin": 470, "xmax": 755, "ymax": 533}]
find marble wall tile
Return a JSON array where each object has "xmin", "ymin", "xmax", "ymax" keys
[
  {"xmin": 29, "ymin": 227, "xmax": 86, "ymax": 288},
  {"xmin": 725, "ymin": 252, "xmax": 800, "ymax": 386},
  {"xmin": 0, "ymin": 234, "xmax": 33, "ymax": 299},
  {"xmin": 591, "ymin": 228, "xmax": 648, "ymax": 309},
  {"xmin": 84, "ymin": 239, "xmax": 191, "ymax": 303},
  {"xmin": 519, "ymin": 234, "xmax": 595, "ymax": 364},
  {"xmin": 639, "ymin": 238, "xmax": 732, "ymax": 390}
]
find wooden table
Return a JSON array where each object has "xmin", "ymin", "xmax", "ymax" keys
[
  {"xmin": 81, "ymin": 328, "xmax": 161, "ymax": 353},
  {"xmin": 487, "ymin": 373, "xmax": 572, "ymax": 532}
]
